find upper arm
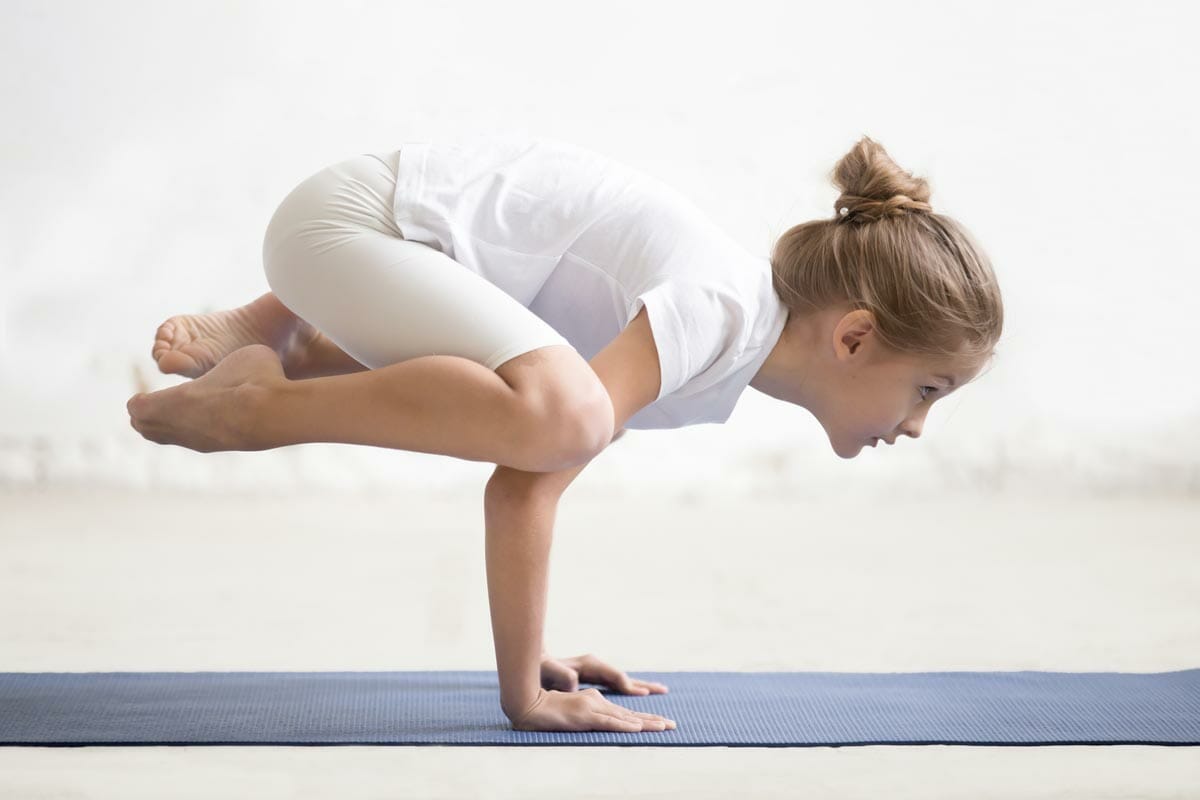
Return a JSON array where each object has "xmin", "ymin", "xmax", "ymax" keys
[{"xmin": 588, "ymin": 305, "xmax": 662, "ymax": 433}]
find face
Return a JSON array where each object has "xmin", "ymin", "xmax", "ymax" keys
[{"xmin": 802, "ymin": 309, "xmax": 985, "ymax": 459}]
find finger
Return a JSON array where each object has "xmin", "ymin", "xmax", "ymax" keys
[
  {"xmin": 592, "ymin": 713, "xmax": 643, "ymax": 732},
  {"xmin": 601, "ymin": 710, "xmax": 665, "ymax": 731},
  {"xmin": 542, "ymin": 676, "xmax": 573, "ymax": 692},
  {"xmin": 607, "ymin": 675, "xmax": 668, "ymax": 695},
  {"xmin": 630, "ymin": 679, "xmax": 669, "ymax": 694},
  {"xmin": 578, "ymin": 658, "xmax": 666, "ymax": 695},
  {"xmin": 578, "ymin": 659, "xmax": 642, "ymax": 694},
  {"xmin": 623, "ymin": 715, "xmax": 669, "ymax": 731},
  {"xmin": 540, "ymin": 663, "xmax": 579, "ymax": 692},
  {"xmin": 597, "ymin": 700, "xmax": 674, "ymax": 729},
  {"xmin": 628, "ymin": 711, "xmax": 676, "ymax": 728},
  {"xmin": 571, "ymin": 656, "xmax": 666, "ymax": 696}
]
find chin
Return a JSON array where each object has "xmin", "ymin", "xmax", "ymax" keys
[{"xmin": 831, "ymin": 438, "xmax": 865, "ymax": 460}]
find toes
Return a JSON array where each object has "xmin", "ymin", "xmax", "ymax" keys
[
  {"xmin": 126, "ymin": 393, "xmax": 147, "ymax": 416},
  {"xmin": 127, "ymin": 390, "xmax": 183, "ymax": 446},
  {"xmin": 155, "ymin": 349, "xmax": 202, "ymax": 378},
  {"xmin": 126, "ymin": 392, "xmax": 164, "ymax": 430},
  {"xmin": 127, "ymin": 395, "xmax": 160, "ymax": 442},
  {"xmin": 152, "ymin": 320, "xmax": 178, "ymax": 359}
]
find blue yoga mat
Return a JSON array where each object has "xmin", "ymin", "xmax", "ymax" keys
[{"xmin": 2, "ymin": 669, "xmax": 1197, "ymax": 747}]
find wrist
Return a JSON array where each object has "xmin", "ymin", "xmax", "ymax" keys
[{"xmin": 502, "ymin": 687, "xmax": 545, "ymax": 722}]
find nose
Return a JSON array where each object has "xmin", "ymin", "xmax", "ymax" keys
[{"xmin": 898, "ymin": 412, "xmax": 926, "ymax": 440}]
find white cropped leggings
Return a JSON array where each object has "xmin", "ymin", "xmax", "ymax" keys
[{"xmin": 260, "ymin": 151, "xmax": 571, "ymax": 372}]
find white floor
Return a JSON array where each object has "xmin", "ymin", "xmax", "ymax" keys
[{"xmin": 2, "ymin": 486, "xmax": 1198, "ymax": 799}]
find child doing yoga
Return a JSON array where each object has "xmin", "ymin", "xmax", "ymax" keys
[{"xmin": 126, "ymin": 134, "xmax": 1003, "ymax": 733}]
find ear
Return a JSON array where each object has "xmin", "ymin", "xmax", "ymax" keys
[{"xmin": 833, "ymin": 309, "xmax": 876, "ymax": 358}]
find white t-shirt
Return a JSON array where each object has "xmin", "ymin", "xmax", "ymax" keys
[{"xmin": 389, "ymin": 135, "xmax": 789, "ymax": 430}]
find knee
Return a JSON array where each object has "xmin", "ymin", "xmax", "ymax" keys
[{"xmin": 522, "ymin": 383, "xmax": 614, "ymax": 472}]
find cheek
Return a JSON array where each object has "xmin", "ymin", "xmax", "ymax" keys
[
  {"xmin": 868, "ymin": 384, "xmax": 903, "ymax": 411},
  {"xmin": 877, "ymin": 389, "xmax": 913, "ymax": 425},
  {"xmin": 843, "ymin": 395, "xmax": 896, "ymax": 436},
  {"xmin": 836, "ymin": 379, "xmax": 909, "ymax": 431}
]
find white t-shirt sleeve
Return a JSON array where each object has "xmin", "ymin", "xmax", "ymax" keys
[{"xmin": 627, "ymin": 279, "xmax": 742, "ymax": 403}]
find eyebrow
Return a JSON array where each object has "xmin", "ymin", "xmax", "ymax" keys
[{"xmin": 934, "ymin": 374, "xmax": 957, "ymax": 388}]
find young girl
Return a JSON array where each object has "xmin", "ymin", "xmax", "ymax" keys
[{"xmin": 126, "ymin": 134, "xmax": 1003, "ymax": 734}]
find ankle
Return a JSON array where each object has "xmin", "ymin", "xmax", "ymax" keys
[
  {"xmin": 279, "ymin": 336, "xmax": 315, "ymax": 380},
  {"xmin": 246, "ymin": 292, "xmax": 299, "ymax": 334},
  {"xmin": 239, "ymin": 372, "xmax": 295, "ymax": 450},
  {"xmin": 244, "ymin": 293, "xmax": 317, "ymax": 368}
]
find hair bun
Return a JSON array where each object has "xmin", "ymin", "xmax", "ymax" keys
[{"xmin": 831, "ymin": 136, "xmax": 934, "ymax": 223}]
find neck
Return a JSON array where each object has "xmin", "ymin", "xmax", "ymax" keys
[{"xmin": 749, "ymin": 309, "xmax": 819, "ymax": 409}]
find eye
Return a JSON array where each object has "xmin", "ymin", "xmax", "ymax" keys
[{"xmin": 918, "ymin": 386, "xmax": 936, "ymax": 400}]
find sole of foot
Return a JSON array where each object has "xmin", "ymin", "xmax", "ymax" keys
[{"xmin": 152, "ymin": 303, "xmax": 298, "ymax": 379}]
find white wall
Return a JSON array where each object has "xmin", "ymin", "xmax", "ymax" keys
[{"xmin": 1, "ymin": 0, "xmax": 1197, "ymax": 498}]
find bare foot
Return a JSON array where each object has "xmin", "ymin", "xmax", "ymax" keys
[
  {"xmin": 127, "ymin": 344, "xmax": 287, "ymax": 452},
  {"xmin": 152, "ymin": 294, "xmax": 312, "ymax": 379}
]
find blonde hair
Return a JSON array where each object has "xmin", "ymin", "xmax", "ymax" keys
[{"xmin": 770, "ymin": 135, "xmax": 1003, "ymax": 364}]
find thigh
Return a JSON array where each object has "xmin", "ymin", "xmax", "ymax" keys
[{"xmin": 261, "ymin": 155, "xmax": 572, "ymax": 372}]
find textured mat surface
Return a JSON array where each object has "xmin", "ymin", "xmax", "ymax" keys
[{"xmin": 2, "ymin": 669, "xmax": 1198, "ymax": 747}]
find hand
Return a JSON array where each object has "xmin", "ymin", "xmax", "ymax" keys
[
  {"xmin": 509, "ymin": 687, "xmax": 676, "ymax": 733},
  {"xmin": 539, "ymin": 652, "xmax": 670, "ymax": 696}
]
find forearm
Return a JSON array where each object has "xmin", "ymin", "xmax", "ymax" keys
[
  {"xmin": 484, "ymin": 442, "xmax": 617, "ymax": 718},
  {"xmin": 484, "ymin": 488, "xmax": 561, "ymax": 719}
]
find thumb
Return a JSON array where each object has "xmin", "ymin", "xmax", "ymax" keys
[
  {"xmin": 548, "ymin": 671, "xmax": 580, "ymax": 692},
  {"xmin": 539, "ymin": 659, "xmax": 580, "ymax": 692}
]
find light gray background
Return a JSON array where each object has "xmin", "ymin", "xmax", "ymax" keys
[{"xmin": 2, "ymin": 0, "xmax": 1196, "ymax": 498}]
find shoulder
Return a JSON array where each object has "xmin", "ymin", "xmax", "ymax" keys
[
  {"xmin": 623, "ymin": 250, "xmax": 776, "ymax": 396},
  {"xmin": 622, "ymin": 279, "xmax": 744, "ymax": 400}
]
